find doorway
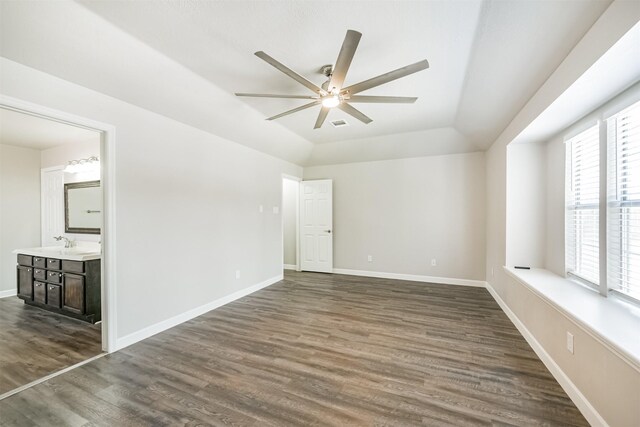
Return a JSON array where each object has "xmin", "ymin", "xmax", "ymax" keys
[
  {"xmin": 299, "ymin": 179, "xmax": 333, "ymax": 273},
  {"xmin": 282, "ymin": 177, "xmax": 334, "ymax": 274},
  {"xmin": 0, "ymin": 96, "xmax": 116, "ymax": 398}
]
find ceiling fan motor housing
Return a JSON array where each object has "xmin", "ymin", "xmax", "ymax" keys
[{"xmin": 320, "ymin": 64, "xmax": 334, "ymax": 77}]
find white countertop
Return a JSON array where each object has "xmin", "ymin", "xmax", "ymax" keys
[{"xmin": 13, "ymin": 246, "xmax": 101, "ymax": 261}]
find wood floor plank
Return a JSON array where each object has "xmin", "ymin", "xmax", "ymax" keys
[
  {"xmin": 0, "ymin": 271, "xmax": 588, "ymax": 426},
  {"xmin": 0, "ymin": 297, "xmax": 102, "ymax": 395}
]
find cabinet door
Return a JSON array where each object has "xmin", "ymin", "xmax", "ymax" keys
[
  {"xmin": 34, "ymin": 281, "xmax": 47, "ymax": 304},
  {"xmin": 47, "ymin": 284, "xmax": 62, "ymax": 309},
  {"xmin": 63, "ymin": 273, "xmax": 85, "ymax": 314},
  {"xmin": 17, "ymin": 266, "xmax": 33, "ymax": 300}
]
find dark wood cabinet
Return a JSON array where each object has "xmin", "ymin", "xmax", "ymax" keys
[
  {"xmin": 16, "ymin": 254, "xmax": 101, "ymax": 323},
  {"xmin": 63, "ymin": 273, "xmax": 85, "ymax": 314},
  {"xmin": 34, "ymin": 281, "xmax": 47, "ymax": 304},
  {"xmin": 17, "ymin": 265, "xmax": 33, "ymax": 299},
  {"xmin": 47, "ymin": 284, "xmax": 62, "ymax": 309}
]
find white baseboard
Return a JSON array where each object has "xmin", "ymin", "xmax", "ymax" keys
[
  {"xmin": 485, "ymin": 282, "xmax": 608, "ymax": 427},
  {"xmin": 332, "ymin": 268, "xmax": 487, "ymax": 288},
  {"xmin": 115, "ymin": 274, "xmax": 283, "ymax": 351},
  {"xmin": 283, "ymin": 264, "xmax": 297, "ymax": 270},
  {"xmin": 0, "ymin": 289, "xmax": 17, "ymax": 299}
]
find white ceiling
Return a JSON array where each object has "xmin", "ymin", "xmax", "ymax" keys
[
  {"xmin": 0, "ymin": 0, "xmax": 614, "ymax": 165},
  {"xmin": 0, "ymin": 108, "xmax": 100, "ymax": 150}
]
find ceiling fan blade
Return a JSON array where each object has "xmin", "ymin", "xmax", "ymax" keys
[
  {"xmin": 338, "ymin": 103, "xmax": 372, "ymax": 124},
  {"xmin": 314, "ymin": 106, "xmax": 330, "ymax": 129},
  {"xmin": 255, "ymin": 51, "xmax": 323, "ymax": 94},
  {"xmin": 266, "ymin": 100, "xmax": 321, "ymax": 121},
  {"xmin": 328, "ymin": 30, "xmax": 362, "ymax": 92},
  {"xmin": 348, "ymin": 95, "xmax": 417, "ymax": 103},
  {"xmin": 342, "ymin": 60, "xmax": 429, "ymax": 95},
  {"xmin": 235, "ymin": 93, "xmax": 318, "ymax": 100}
]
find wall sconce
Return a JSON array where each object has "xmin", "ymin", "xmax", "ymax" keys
[{"xmin": 64, "ymin": 156, "xmax": 100, "ymax": 174}]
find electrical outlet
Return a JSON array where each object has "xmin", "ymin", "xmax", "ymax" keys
[
  {"xmin": 566, "ymin": 332, "xmax": 574, "ymax": 354},
  {"xmin": 431, "ymin": 258, "xmax": 437, "ymax": 267},
  {"xmin": 235, "ymin": 270, "xmax": 241, "ymax": 279},
  {"xmin": 259, "ymin": 205, "xmax": 264, "ymax": 213},
  {"xmin": 367, "ymin": 255, "xmax": 373, "ymax": 262},
  {"xmin": 273, "ymin": 206, "xmax": 280, "ymax": 214}
]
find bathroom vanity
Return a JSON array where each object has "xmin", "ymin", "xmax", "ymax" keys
[{"xmin": 14, "ymin": 247, "xmax": 101, "ymax": 323}]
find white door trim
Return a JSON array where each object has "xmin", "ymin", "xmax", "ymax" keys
[
  {"xmin": 282, "ymin": 174, "xmax": 301, "ymax": 272},
  {"xmin": 0, "ymin": 95, "xmax": 118, "ymax": 353}
]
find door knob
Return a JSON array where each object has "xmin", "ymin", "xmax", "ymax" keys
[{"xmin": 325, "ymin": 230, "xmax": 332, "ymax": 234}]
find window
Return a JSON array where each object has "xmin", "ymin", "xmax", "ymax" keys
[
  {"xmin": 566, "ymin": 124, "xmax": 600, "ymax": 286},
  {"xmin": 564, "ymin": 99, "xmax": 640, "ymax": 304},
  {"xmin": 607, "ymin": 100, "xmax": 640, "ymax": 301}
]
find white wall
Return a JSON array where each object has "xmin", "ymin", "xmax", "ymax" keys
[
  {"xmin": 545, "ymin": 135, "xmax": 566, "ymax": 276},
  {"xmin": 0, "ymin": 144, "xmax": 41, "ymax": 294},
  {"xmin": 41, "ymin": 138, "xmax": 100, "ymax": 170},
  {"xmin": 0, "ymin": 58, "xmax": 302, "ymax": 340},
  {"xmin": 282, "ymin": 178, "xmax": 297, "ymax": 267},
  {"xmin": 506, "ymin": 141, "xmax": 547, "ymax": 268},
  {"xmin": 304, "ymin": 152, "xmax": 486, "ymax": 282}
]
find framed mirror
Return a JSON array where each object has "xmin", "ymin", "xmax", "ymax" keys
[{"xmin": 64, "ymin": 181, "xmax": 101, "ymax": 234}]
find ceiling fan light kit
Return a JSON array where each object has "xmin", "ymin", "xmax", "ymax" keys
[{"xmin": 235, "ymin": 30, "xmax": 429, "ymax": 129}]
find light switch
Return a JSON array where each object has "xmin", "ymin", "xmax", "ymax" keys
[{"xmin": 259, "ymin": 205, "xmax": 264, "ymax": 213}]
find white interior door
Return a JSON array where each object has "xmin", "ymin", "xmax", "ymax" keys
[
  {"xmin": 41, "ymin": 168, "xmax": 65, "ymax": 246},
  {"xmin": 300, "ymin": 179, "xmax": 333, "ymax": 273}
]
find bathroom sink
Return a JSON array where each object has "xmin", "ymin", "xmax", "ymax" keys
[
  {"xmin": 39, "ymin": 247, "xmax": 96, "ymax": 255},
  {"xmin": 12, "ymin": 246, "xmax": 102, "ymax": 261}
]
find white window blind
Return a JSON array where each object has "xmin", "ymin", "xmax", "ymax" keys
[
  {"xmin": 607, "ymin": 100, "xmax": 640, "ymax": 302},
  {"xmin": 566, "ymin": 124, "xmax": 600, "ymax": 286}
]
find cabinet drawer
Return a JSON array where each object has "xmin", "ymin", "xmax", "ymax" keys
[
  {"xmin": 46, "ymin": 258, "xmax": 61, "ymax": 270},
  {"xmin": 33, "ymin": 256, "xmax": 46, "ymax": 268},
  {"xmin": 34, "ymin": 281, "xmax": 47, "ymax": 304},
  {"xmin": 46, "ymin": 270, "xmax": 63, "ymax": 284},
  {"xmin": 47, "ymin": 284, "xmax": 62, "ymax": 308},
  {"xmin": 62, "ymin": 260, "xmax": 84, "ymax": 274},
  {"xmin": 33, "ymin": 268, "xmax": 46, "ymax": 281},
  {"xmin": 17, "ymin": 254, "xmax": 33, "ymax": 267}
]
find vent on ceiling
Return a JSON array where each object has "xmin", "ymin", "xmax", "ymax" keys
[{"xmin": 330, "ymin": 119, "xmax": 349, "ymax": 128}]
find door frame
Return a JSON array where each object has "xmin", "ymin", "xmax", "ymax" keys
[
  {"xmin": 0, "ymin": 94, "xmax": 118, "ymax": 353},
  {"xmin": 282, "ymin": 174, "xmax": 301, "ymax": 272}
]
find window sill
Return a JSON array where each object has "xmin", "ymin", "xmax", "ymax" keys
[{"xmin": 503, "ymin": 266, "xmax": 640, "ymax": 371}]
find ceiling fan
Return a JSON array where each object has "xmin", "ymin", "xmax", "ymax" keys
[{"xmin": 235, "ymin": 30, "xmax": 429, "ymax": 129}]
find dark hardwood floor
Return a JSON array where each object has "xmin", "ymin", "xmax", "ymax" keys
[
  {"xmin": 0, "ymin": 272, "xmax": 587, "ymax": 426},
  {"xmin": 0, "ymin": 297, "xmax": 102, "ymax": 395}
]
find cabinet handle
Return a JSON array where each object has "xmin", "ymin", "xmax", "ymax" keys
[
  {"xmin": 35, "ymin": 270, "xmax": 40, "ymax": 274},
  {"xmin": 35, "ymin": 258, "xmax": 41, "ymax": 261},
  {"xmin": 27, "ymin": 268, "xmax": 31, "ymax": 272},
  {"xmin": 35, "ymin": 283, "xmax": 42, "ymax": 287},
  {"xmin": 59, "ymin": 274, "xmax": 62, "ymax": 278},
  {"xmin": 49, "ymin": 286, "xmax": 55, "ymax": 290}
]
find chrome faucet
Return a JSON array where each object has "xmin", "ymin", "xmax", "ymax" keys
[{"xmin": 54, "ymin": 236, "xmax": 74, "ymax": 248}]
